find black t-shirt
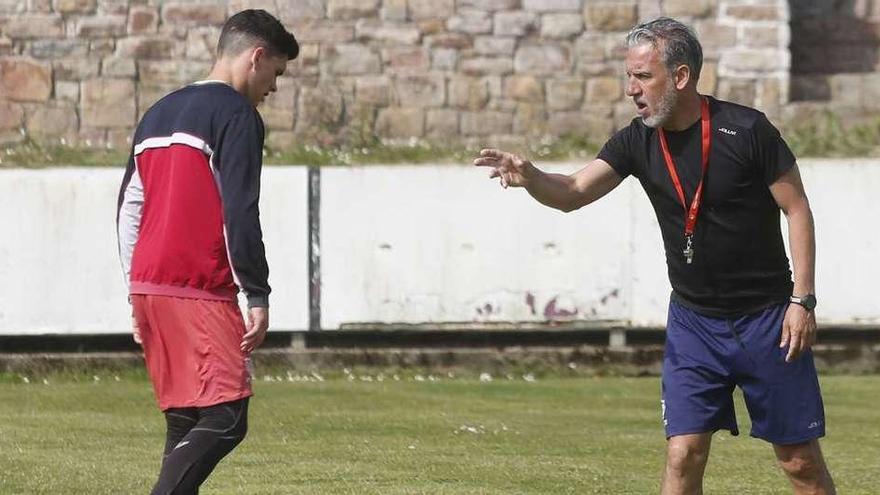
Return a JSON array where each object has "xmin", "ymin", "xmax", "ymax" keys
[{"xmin": 597, "ymin": 96, "xmax": 795, "ymax": 317}]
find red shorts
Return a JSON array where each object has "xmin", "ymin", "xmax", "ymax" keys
[{"xmin": 132, "ymin": 295, "xmax": 253, "ymax": 411}]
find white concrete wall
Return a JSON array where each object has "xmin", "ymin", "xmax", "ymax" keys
[
  {"xmin": 0, "ymin": 168, "xmax": 309, "ymax": 335},
  {"xmin": 0, "ymin": 159, "xmax": 877, "ymax": 335}
]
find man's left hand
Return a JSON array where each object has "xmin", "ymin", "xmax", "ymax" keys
[
  {"xmin": 780, "ymin": 304, "xmax": 817, "ymax": 363},
  {"xmin": 241, "ymin": 306, "xmax": 269, "ymax": 354}
]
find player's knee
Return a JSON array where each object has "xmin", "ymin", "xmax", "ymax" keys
[
  {"xmin": 666, "ymin": 440, "xmax": 709, "ymax": 474},
  {"xmin": 778, "ymin": 453, "xmax": 822, "ymax": 481}
]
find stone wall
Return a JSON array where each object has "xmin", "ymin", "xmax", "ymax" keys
[
  {"xmin": 1, "ymin": 0, "xmax": 793, "ymax": 149},
  {"xmin": 788, "ymin": 0, "xmax": 880, "ymax": 122}
]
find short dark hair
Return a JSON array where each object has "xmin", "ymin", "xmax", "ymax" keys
[
  {"xmin": 626, "ymin": 17, "xmax": 702, "ymax": 81},
  {"xmin": 217, "ymin": 9, "xmax": 299, "ymax": 60}
]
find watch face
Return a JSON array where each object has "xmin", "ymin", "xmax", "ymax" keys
[{"xmin": 802, "ymin": 295, "xmax": 817, "ymax": 311}]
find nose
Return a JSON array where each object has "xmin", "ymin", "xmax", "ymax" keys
[{"xmin": 625, "ymin": 76, "xmax": 640, "ymax": 98}]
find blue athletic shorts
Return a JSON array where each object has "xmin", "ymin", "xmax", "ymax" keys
[{"xmin": 662, "ymin": 300, "xmax": 825, "ymax": 445}]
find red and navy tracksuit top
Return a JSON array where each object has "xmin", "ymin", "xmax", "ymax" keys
[{"xmin": 117, "ymin": 81, "xmax": 270, "ymax": 308}]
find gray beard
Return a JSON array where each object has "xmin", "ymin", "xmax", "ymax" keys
[{"xmin": 642, "ymin": 83, "xmax": 678, "ymax": 128}]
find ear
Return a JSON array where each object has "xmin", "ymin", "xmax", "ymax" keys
[
  {"xmin": 249, "ymin": 46, "xmax": 267, "ymax": 69},
  {"xmin": 673, "ymin": 64, "xmax": 691, "ymax": 91}
]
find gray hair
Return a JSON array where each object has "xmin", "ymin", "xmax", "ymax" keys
[{"xmin": 625, "ymin": 17, "xmax": 702, "ymax": 81}]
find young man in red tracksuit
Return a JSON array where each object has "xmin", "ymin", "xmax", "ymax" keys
[{"xmin": 116, "ymin": 10, "xmax": 297, "ymax": 494}]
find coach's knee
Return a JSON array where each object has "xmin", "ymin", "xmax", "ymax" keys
[{"xmin": 666, "ymin": 438, "xmax": 710, "ymax": 475}]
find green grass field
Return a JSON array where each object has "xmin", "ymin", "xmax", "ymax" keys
[{"xmin": 1, "ymin": 372, "xmax": 877, "ymax": 494}]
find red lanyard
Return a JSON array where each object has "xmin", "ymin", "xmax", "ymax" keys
[{"xmin": 657, "ymin": 96, "xmax": 711, "ymax": 264}]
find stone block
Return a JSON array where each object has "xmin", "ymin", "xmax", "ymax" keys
[
  {"xmin": 664, "ymin": 0, "xmax": 713, "ymax": 18},
  {"xmin": 432, "ymin": 48, "xmax": 458, "ymax": 70},
  {"xmin": 186, "ymin": 27, "xmax": 221, "ymax": 61},
  {"xmin": 375, "ymin": 107, "xmax": 424, "ymax": 138},
  {"xmin": 128, "ymin": 6, "xmax": 159, "ymax": 35},
  {"xmin": 829, "ymin": 74, "xmax": 863, "ymax": 107},
  {"xmin": 355, "ymin": 75, "xmax": 391, "ymax": 105},
  {"xmin": 76, "ymin": 15, "xmax": 126, "ymax": 38},
  {"xmin": 717, "ymin": 78, "xmax": 756, "ymax": 107},
  {"xmin": 275, "ymin": 0, "xmax": 325, "ymax": 21},
  {"xmin": 756, "ymin": 77, "xmax": 784, "ymax": 116},
  {"xmin": 90, "ymin": 39, "xmax": 115, "ymax": 56},
  {"xmin": 417, "ymin": 19, "xmax": 445, "ymax": 35},
  {"xmin": 504, "ymin": 75, "xmax": 543, "ymax": 103},
  {"xmin": 541, "ymin": 13, "xmax": 584, "ymax": 38},
  {"xmin": 460, "ymin": 110, "xmax": 513, "ymax": 136},
  {"xmin": 0, "ymin": 0, "xmax": 24, "ymax": 13},
  {"xmin": 295, "ymin": 85, "xmax": 345, "ymax": 140},
  {"xmin": 741, "ymin": 26, "xmax": 783, "ymax": 48},
  {"xmin": 426, "ymin": 33, "xmax": 472, "ymax": 49},
  {"xmin": 448, "ymin": 9, "xmax": 493, "ymax": 34},
  {"xmin": 138, "ymin": 59, "xmax": 211, "ymax": 86},
  {"xmin": 694, "ymin": 21, "xmax": 737, "ymax": 57},
  {"xmin": 29, "ymin": 0, "xmax": 52, "ymax": 13},
  {"xmin": 261, "ymin": 77, "xmax": 298, "ymax": 130},
  {"xmin": 356, "ymin": 20, "xmax": 421, "ymax": 44},
  {"xmin": 721, "ymin": 48, "xmax": 786, "ymax": 73},
  {"xmin": 726, "ymin": 5, "xmax": 779, "ymax": 21},
  {"xmin": 514, "ymin": 103, "xmax": 548, "ymax": 135},
  {"xmin": 4, "ymin": 14, "xmax": 63, "ymax": 38},
  {"xmin": 162, "ymin": 3, "xmax": 227, "ymax": 26},
  {"xmin": 26, "ymin": 101, "xmax": 78, "ymax": 140},
  {"xmin": 291, "ymin": 20, "xmax": 355, "ymax": 43},
  {"xmin": 448, "ymin": 76, "xmax": 490, "ymax": 110},
  {"xmin": 613, "ymin": 100, "xmax": 637, "ymax": 130},
  {"xmin": 474, "ymin": 36, "xmax": 516, "ymax": 56},
  {"xmin": 102, "ymin": 56, "xmax": 135, "ymax": 77},
  {"xmin": 410, "ymin": 0, "xmax": 454, "ymax": 20},
  {"xmin": 0, "ymin": 57, "xmax": 51, "ymax": 101},
  {"xmin": 0, "ymin": 36, "xmax": 12, "ymax": 55},
  {"xmin": 0, "ymin": 100, "xmax": 23, "ymax": 131},
  {"xmin": 55, "ymin": 0, "xmax": 96, "ymax": 13},
  {"xmin": 789, "ymin": 75, "xmax": 830, "ymax": 102},
  {"xmin": 264, "ymin": 130, "xmax": 298, "ymax": 152},
  {"xmin": 547, "ymin": 78, "xmax": 583, "ymax": 110},
  {"xmin": 81, "ymin": 78, "xmax": 136, "ymax": 128},
  {"xmin": 461, "ymin": 56, "xmax": 514, "ymax": 76},
  {"xmin": 381, "ymin": 0, "xmax": 406, "ymax": 21},
  {"xmin": 383, "ymin": 46, "xmax": 430, "ymax": 72},
  {"xmin": 586, "ymin": 76, "xmax": 621, "ymax": 104},
  {"xmin": 328, "ymin": 0, "xmax": 379, "ymax": 20},
  {"xmin": 229, "ymin": 0, "xmax": 278, "ymax": 13},
  {"xmin": 584, "ymin": 3, "xmax": 637, "ymax": 32},
  {"xmin": 458, "ymin": 0, "xmax": 518, "ymax": 10},
  {"xmin": 325, "ymin": 44, "xmax": 381, "ymax": 75},
  {"xmin": 30, "ymin": 39, "xmax": 89, "ymax": 59},
  {"xmin": 514, "ymin": 45, "xmax": 571, "ymax": 75},
  {"xmin": 117, "ymin": 36, "xmax": 184, "ymax": 59},
  {"xmin": 523, "ymin": 0, "xmax": 581, "ymax": 12},
  {"xmin": 494, "ymin": 11, "xmax": 538, "ymax": 36},
  {"xmin": 696, "ymin": 60, "xmax": 717, "ymax": 94},
  {"xmin": 860, "ymin": 74, "xmax": 880, "ymax": 108},
  {"xmin": 136, "ymin": 83, "xmax": 178, "ymax": 119},
  {"xmin": 98, "ymin": 0, "xmax": 129, "ymax": 15},
  {"xmin": 549, "ymin": 110, "xmax": 613, "ymax": 140},
  {"xmin": 574, "ymin": 33, "xmax": 606, "ymax": 64},
  {"xmin": 55, "ymin": 80, "xmax": 79, "ymax": 101},
  {"xmin": 426, "ymin": 108, "xmax": 458, "ymax": 137},
  {"xmin": 394, "ymin": 74, "xmax": 445, "ymax": 107}
]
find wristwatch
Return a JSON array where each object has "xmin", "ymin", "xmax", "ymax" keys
[{"xmin": 789, "ymin": 294, "xmax": 817, "ymax": 311}]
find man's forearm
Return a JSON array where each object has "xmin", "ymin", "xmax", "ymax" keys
[
  {"xmin": 523, "ymin": 167, "xmax": 583, "ymax": 212},
  {"xmin": 787, "ymin": 205, "xmax": 816, "ymax": 295}
]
